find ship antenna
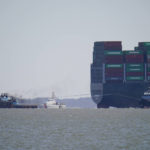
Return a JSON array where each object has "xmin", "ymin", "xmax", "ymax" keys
[{"xmin": 51, "ymin": 92, "xmax": 56, "ymax": 99}]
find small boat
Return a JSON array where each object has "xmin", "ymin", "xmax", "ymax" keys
[
  {"xmin": 44, "ymin": 92, "xmax": 66, "ymax": 109},
  {"xmin": 140, "ymin": 88, "xmax": 150, "ymax": 108},
  {"xmin": 0, "ymin": 93, "xmax": 16, "ymax": 108}
]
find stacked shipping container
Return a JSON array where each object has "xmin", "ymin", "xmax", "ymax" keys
[
  {"xmin": 136, "ymin": 42, "xmax": 150, "ymax": 80},
  {"xmin": 125, "ymin": 51, "xmax": 144, "ymax": 81},
  {"xmin": 137, "ymin": 42, "xmax": 150, "ymax": 62},
  {"xmin": 104, "ymin": 42, "xmax": 123, "ymax": 82},
  {"xmin": 91, "ymin": 42, "xmax": 105, "ymax": 85},
  {"xmin": 91, "ymin": 42, "xmax": 105, "ymax": 92},
  {"xmin": 147, "ymin": 51, "xmax": 150, "ymax": 80},
  {"xmin": 105, "ymin": 64, "xmax": 123, "ymax": 81},
  {"xmin": 104, "ymin": 51, "xmax": 123, "ymax": 64},
  {"xmin": 91, "ymin": 41, "xmax": 150, "ymax": 84},
  {"xmin": 125, "ymin": 51, "xmax": 144, "ymax": 63}
]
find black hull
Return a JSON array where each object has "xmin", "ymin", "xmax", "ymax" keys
[
  {"xmin": 91, "ymin": 82, "xmax": 150, "ymax": 108},
  {"xmin": 139, "ymin": 99, "xmax": 150, "ymax": 108},
  {"xmin": 0, "ymin": 93, "xmax": 37, "ymax": 108},
  {"xmin": 0, "ymin": 101, "xmax": 13, "ymax": 108},
  {"xmin": 0, "ymin": 102, "xmax": 37, "ymax": 108},
  {"xmin": 98, "ymin": 94, "xmax": 140, "ymax": 108},
  {"xmin": 13, "ymin": 105, "xmax": 37, "ymax": 108}
]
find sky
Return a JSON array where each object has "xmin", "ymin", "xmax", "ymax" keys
[{"xmin": 0, "ymin": 0, "xmax": 150, "ymax": 98}]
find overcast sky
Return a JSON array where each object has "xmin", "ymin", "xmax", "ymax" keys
[{"xmin": 0, "ymin": 0, "xmax": 150, "ymax": 98}]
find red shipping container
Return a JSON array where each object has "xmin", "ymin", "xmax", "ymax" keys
[
  {"xmin": 104, "ymin": 46, "xmax": 122, "ymax": 51},
  {"xmin": 105, "ymin": 56, "xmax": 123, "ymax": 64},
  {"xmin": 104, "ymin": 41, "xmax": 122, "ymax": 46},
  {"xmin": 125, "ymin": 59, "xmax": 144, "ymax": 63},
  {"xmin": 126, "ymin": 55, "xmax": 143, "ymax": 58},
  {"xmin": 105, "ymin": 72, "xmax": 123, "ymax": 76},
  {"xmin": 105, "ymin": 59, "xmax": 123, "ymax": 64},
  {"xmin": 126, "ymin": 72, "xmax": 144, "ymax": 76},
  {"xmin": 147, "ymin": 58, "xmax": 150, "ymax": 63},
  {"xmin": 106, "ymin": 80, "xmax": 123, "ymax": 83},
  {"xmin": 125, "ymin": 55, "xmax": 144, "ymax": 59},
  {"xmin": 105, "ymin": 55, "xmax": 123, "ymax": 59},
  {"xmin": 103, "ymin": 42, "xmax": 122, "ymax": 50},
  {"xmin": 105, "ymin": 71, "xmax": 123, "ymax": 75},
  {"xmin": 125, "ymin": 55, "xmax": 144, "ymax": 63},
  {"xmin": 147, "ymin": 72, "xmax": 150, "ymax": 76},
  {"xmin": 105, "ymin": 68, "xmax": 124, "ymax": 73}
]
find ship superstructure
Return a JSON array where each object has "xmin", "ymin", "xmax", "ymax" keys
[{"xmin": 91, "ymin": 41, "xmax": 150, "ymax": 108}]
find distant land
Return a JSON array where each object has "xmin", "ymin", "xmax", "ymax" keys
[{"xmin": 18, "ymin": 97, "xmax": 96, "ymax": 108}]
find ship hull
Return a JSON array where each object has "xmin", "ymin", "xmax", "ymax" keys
[
  {"xmin": 139, "ymin": 99, "xmax": 150, "ymax": 108},
  {"xmin": 91, "ymin": 82, "xmax": 150, "ymax": 108},
  {"xmin": 0, "ymin": 93, "xmax": 38, "ymax": 108},
  {"xmin": 0, "ymin": 101, "xmax": 13, "ymax": 108},
  {"xmin": 0, "ymin": 102, "xmax": 37, "ymax": 108}
]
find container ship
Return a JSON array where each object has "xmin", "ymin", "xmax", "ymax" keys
[{"xmin": 91, "ymin": 41, "xmax": 150, "ymax": 108}]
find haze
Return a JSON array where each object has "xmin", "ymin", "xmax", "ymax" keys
[{"xmin": 0, "ymin": 0, "xmax": 150, "ymax": 98}]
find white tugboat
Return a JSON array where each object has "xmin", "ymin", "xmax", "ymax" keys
[{"xmin": 44, "ymin": 92, "xmax": 66, "ymax": 109}]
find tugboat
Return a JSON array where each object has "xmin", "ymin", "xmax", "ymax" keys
[
  {"xmin": 140, "ymin": 88, "xmax": 150, "ymax": 108},
  {"xmin": 0, "ymin": 93, "xmax": 17, "ymax": 108},
  {"xmin": 44, "ymin": 92, "xmax": 66, "ymax": 109},
  {"xmin": 0, "ymin": 93, "xmax": 37, "ymax": 108}
]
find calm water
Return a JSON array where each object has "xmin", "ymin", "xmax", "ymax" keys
[{"xmin": 0, "ymin": 109, "xmax": 150, "ymax": 150}]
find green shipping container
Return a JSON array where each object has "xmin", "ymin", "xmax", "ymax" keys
[
  {"xmin": 126, "ymin": 76, "xmax": 144, "ymax": 80},
  {"xmin": 148, "ymin": 76, "xmax": 150, "ymax": 80},
  {"xmin": 126, "ymin": 68, "xmax": 144, "ymax": 72},
  {"xmin": 125, "ymin": 51, "xmax": 143, "ymax": 55},
  {"xmin": 126, "ymin": 64, "xmax": 144, "ymax": 68},
  {"xmin": 147, "ymin": 67, "xmax": 150, "ymax": 72},
  {"xmin": 144, "ymin": 42, "xmax": 150, "ymax": 46},
  {"xmin": 145, "ymin": 46, "xmax": 150, "ymax": 51},
  {"xmin": 105, "ymin": 64, "xmax": 123, "ymax": 68},
  {"xmin": 104, "ymin": 51, "xmax": 123, "ymax": 55},
  {"xmin": 147, "ymin": 51, "xmax": 150, "ymax": 55}
]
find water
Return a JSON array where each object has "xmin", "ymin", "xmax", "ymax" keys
[{"xmin": 0, "ymin": 109, "xmax": 150, "ymax": 150}]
